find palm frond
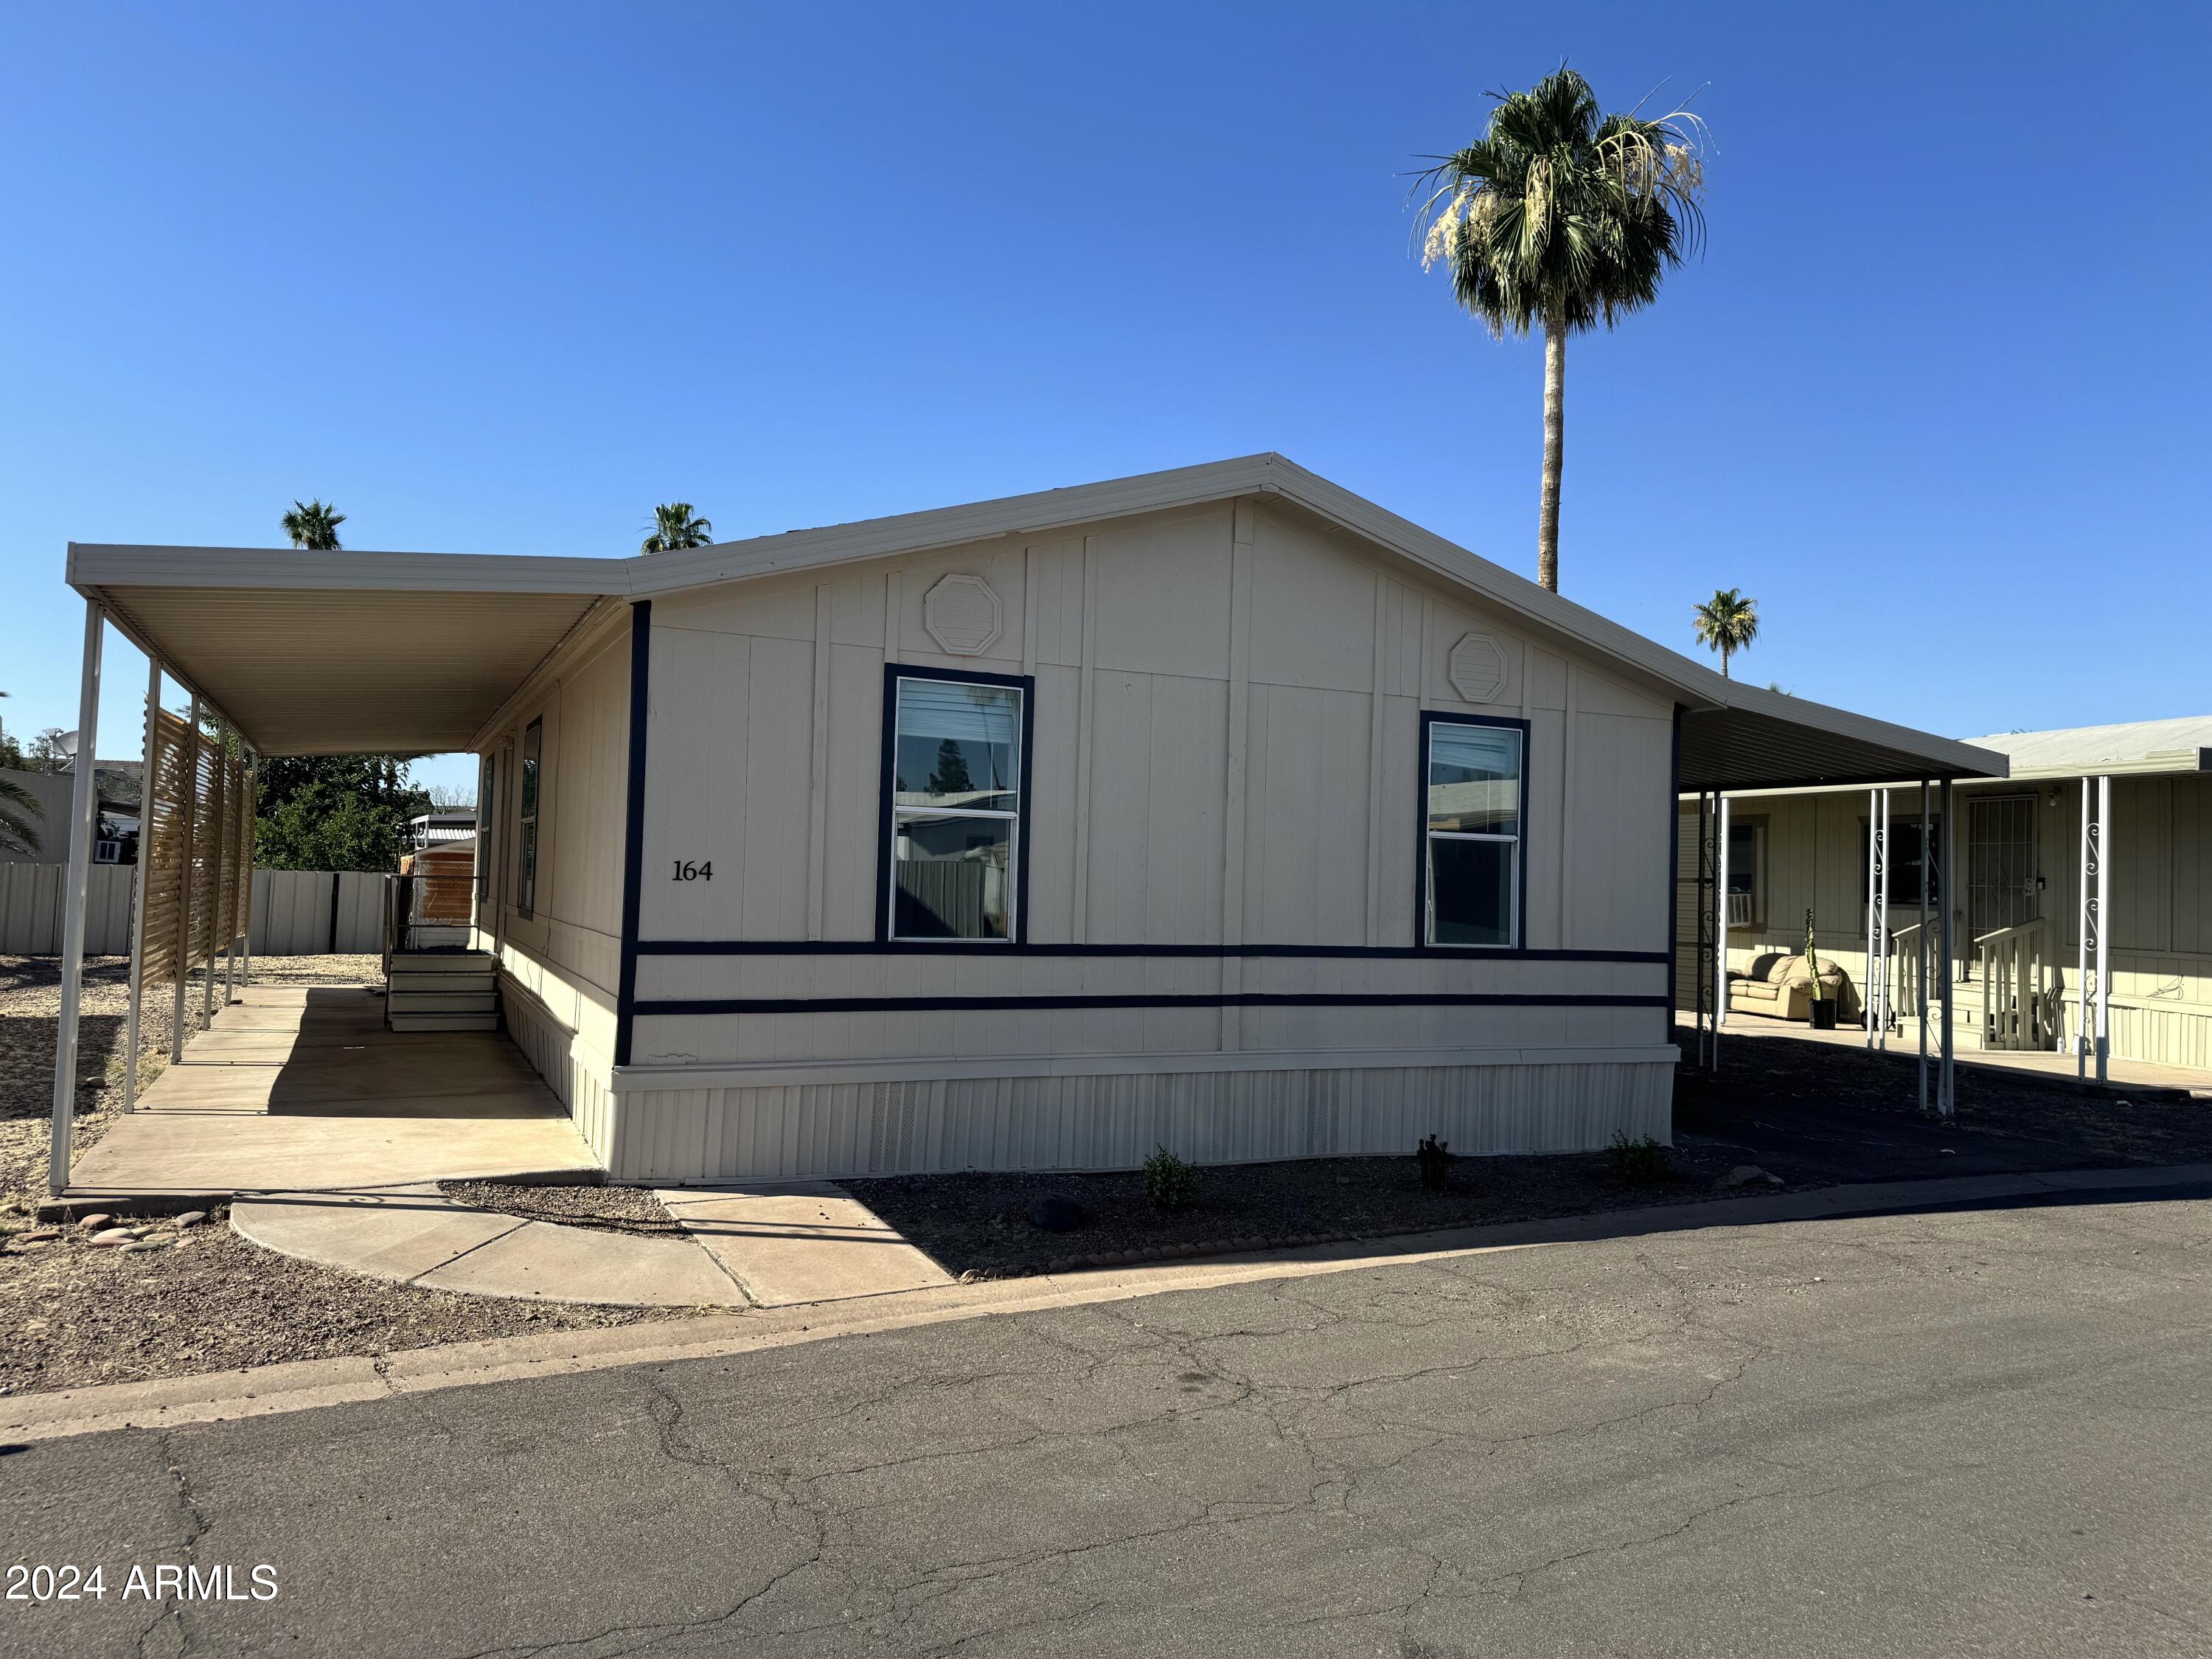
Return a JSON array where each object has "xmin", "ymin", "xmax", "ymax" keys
[{"xmin": 0, "ymin": 771, "xmax": 44, "ymax": 857}]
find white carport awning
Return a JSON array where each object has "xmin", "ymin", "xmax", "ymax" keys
[
  {"xmin": 69, "ymin": 546, "xmax": 625, "ymax": 754},
  {"xmin": 1679, "ymin": 681, "xmax": 2007, "ymax": 792}
]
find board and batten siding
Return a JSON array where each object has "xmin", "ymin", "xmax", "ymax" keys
[
  {"xmin": 587, "ymin": 497, "xmax": 1678, "ymax": 1181},
  {"xmin": 475, "ymin": 608, "xmax": 633, "ymax": 1162}
]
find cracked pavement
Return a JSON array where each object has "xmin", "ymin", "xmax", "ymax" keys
[{"xmin": 5, "ymin": 1192, "xmax": 2209, "ymax": 1657}]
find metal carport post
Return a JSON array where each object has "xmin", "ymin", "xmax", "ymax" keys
[{"xmin": 47, "ymin": 600, "xmax": 106, "ymax": 1194}]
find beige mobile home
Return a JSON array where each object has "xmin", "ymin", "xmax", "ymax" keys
[
  {"xmin": 57, "ymin": 456, "xmax": 2001, "ymax": 1187},
  {"xmin": 1686, "ymin": 716, "xmax": 2212, "ymax": 1073}
]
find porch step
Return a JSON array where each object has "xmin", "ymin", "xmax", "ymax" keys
[
  {"xmin": 389, "ymin": 1012, "xmax": 501, "ymax": 1032},
  {"xmin": 386, "ymin": 950, "xmax": 497, "ymax": 1031},
  {"xmin": 386, "ymin": 990, "xmax": 498, "ymax": 1015}
]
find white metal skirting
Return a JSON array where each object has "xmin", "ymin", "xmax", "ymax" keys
[
  {"xmin": 501, "ymin": 979, "xmax": 618, "ymax": 1165},
  {"xmin": 608, "ymin": 1057, "xmax": 1675, "ymax": 1184}
]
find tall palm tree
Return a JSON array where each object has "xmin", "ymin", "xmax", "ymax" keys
[
  {"xmin": 281, "ymin": 499, "xmax": 346, "ymax": 551},
  {"xmin": 1413, "ymin": 67, "xmax": 1705, "ymax": 592},
  {"xmin": 1691, "ymin": 587, "xmax": 1759, "ymax": 678},
  {"xmin": 641, "ymin": 503, "xmax": 713, "ymax": 554}
]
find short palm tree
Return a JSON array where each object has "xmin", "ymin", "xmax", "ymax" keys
[
  {"xmin": 641, "ymin": 503, "xmax": 713, "ymax": 554},
  {"xmin": 1691, "ymin": 587, "xmax": 1759, "ymax": 678},
  {"xmin": 1413, "ymin": 67, "xmax": 1705, "ymax": 592},
  {"xmin": 282, "ymin": 500, "xmax": 346, "ymax": 551}
]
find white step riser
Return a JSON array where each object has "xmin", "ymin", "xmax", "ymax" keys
[
  {"xmin": 389, "ymin": 1014, "xmax": 501, "ymax": 1032},
  {"xmin": 388, "ymin": 993, "xmax": 499, "ymax": 1015},
  {"xmin": 389, "ymin": 975, "xmax": 495, "ymax": 997}
]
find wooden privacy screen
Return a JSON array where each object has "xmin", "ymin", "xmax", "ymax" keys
[
  {"xmin": 136, "ymin": 709, "xmax": 192, "ymax": 993},
  {"xmin": 134, "ymin": 706, "xmax": 254, "ymax": 1002}
]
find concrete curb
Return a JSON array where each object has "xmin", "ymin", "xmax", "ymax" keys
[{"xmin": 8, "ymin": 1161, "xmax": 2209, "ymax": 1447}]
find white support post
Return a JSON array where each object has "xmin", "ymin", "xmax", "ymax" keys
[
  {"xmin": 1939, "ymin": 779, "xmax": 1955, "ymax": 1118},
  {"xmin": 121, "ymin": 656, "xmax": 161, "ymax": 1113},
  {"xmin": 1877, "ymin": 789, "xmax": 1891, "ymax": 1049},
  {"xmin": 1715, "ymin": 793, "xmax": 1731, "ymax": 1029},
  {"xmin": 48, "ymin": 601, "xmax": 106, "ymax": 1195},
  {"xmin": 169, "ymin": 695, "xmax": 201, "ymax": 1062},
  {"xmin": 1918, "ymin": 779, "xmax": 1930, "ymax": 1112},
  {"xmin": 1865, "ymin": 790, "xmax": 1878, "ymax": 1046},
  {"xmin": 2096, "ymin": 774, "xmax": 2112, "ymax": 1084},
  {"xmin": 200, "ymin": 717, "xmax": 227, "ymax": 1031},
  {"xmin": 2078, "ymin": 775, "xmax": 2093, "ymax": 1080}
]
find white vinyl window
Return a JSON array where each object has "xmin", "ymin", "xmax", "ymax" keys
[
  {"xmin": 1424, "ymin": 717, "xmax": 1523, "ymax": 947},
  {"xmin": 887, "ymin": 675, "xmax": 1023, "ymax": 941}
]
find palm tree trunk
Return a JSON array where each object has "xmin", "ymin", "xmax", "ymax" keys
[{"xmin": 1537, "ymin": 321, "xmax": 1565, "ymax": 591}]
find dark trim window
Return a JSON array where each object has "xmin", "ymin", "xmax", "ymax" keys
[
  {"xmin": 878, "ymin": 666, "xmax": 1032, "ymax": 942},
  {"xmin": 1863, "ymin": 814, "xmax": 1944, "ymax": 911},
  {"xmin": 476, "ymin": 753, "xmax": 496, "ymax": 907},
  {"xmin": 516, "ymin": 718, "xmax": 541, "ymax": 920},
  {"xmin": 1726, "ymin": 817, "xmax": 1764, "ymax": 928},
  {"xmin": 1419, "ymin": 712, "xmax": 1527, "ymax": 949}
]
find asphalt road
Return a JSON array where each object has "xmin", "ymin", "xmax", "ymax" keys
[{"xmin": 6, "ymin": 1191, "xmax": 2209, "ymax": 1658}]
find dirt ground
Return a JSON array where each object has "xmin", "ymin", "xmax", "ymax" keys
[
  {"xmin": 9, "ymin": 955, "xmax": 2209, "ymax": 1394},
  {"xmin": 857, "ymin": 1029, "xmax": 2212, "ymax": 1280},
  {"xmin": 0, "ymin": 954, "xmax": 684, "ymax": 1397},
  {"xmin": 850, "ymin": 1139, "xmax": 1770, "ymax": 1281}
]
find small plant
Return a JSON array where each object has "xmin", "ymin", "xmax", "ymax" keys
[
  {"xmin": 1606, "ymin": 1132, "xmax": 1672, "ymax": 1189},
  {"xmin": 1415, "ymin": 1133, "xmax": 1453, "ymax": 1192},
  {"xmin": 1802, "ymin": 907, "xmax": 1822, "ymax": 984},
  {"xmin": 1142, "ymin": 1145, "xmax": 1200, "ymax": 1213}
]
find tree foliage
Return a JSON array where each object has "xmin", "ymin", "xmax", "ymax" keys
[
  {"xmin": 641, "ymin": 503, "xmax": 713, "ymax": 554},
  {"xmin": 0, "ymin": 770, "xmax": 43, "ymax": 857},
  {"xmin": 1691, "ymin": 587, "xmax": 1759, "ymax": 678},
  {"xmin": 1413, "ymin": 66, "xmax": 1705, "ymax": 590},
  {"xmin": 281, "ymin": 499, "xmax": 347, "ymax": 551},
  {"xmin": 255, "ymin": 754, "xmax": 430, "ymax": 871}
]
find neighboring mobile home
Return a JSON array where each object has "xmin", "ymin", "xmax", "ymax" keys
[
  {"xmin": 59, "ymin": 456, "xmax": 2002, "ymax": 1185},
  {"xmin": 1684, "ymin": 716, "xmax": 2212, "ymax": 1073}
]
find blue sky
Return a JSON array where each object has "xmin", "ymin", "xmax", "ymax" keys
[{"xmin": 4, "ymin": 1, "xmax": 2205, "ymax": 801}]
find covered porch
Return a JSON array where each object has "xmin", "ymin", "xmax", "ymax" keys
[
  {"xmin": 45, "ymin": 540, "xmax": 624, "ymax": 1200},
  {"xmin": 61, "ymin": 980, "xmax": 597, "ymax": 1203}
]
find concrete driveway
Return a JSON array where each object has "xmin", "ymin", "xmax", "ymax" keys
[{"xmin": 6, "ymin": 1186, "xmax": 2207, "ymax": 1656}]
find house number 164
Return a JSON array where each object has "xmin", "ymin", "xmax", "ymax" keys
[{"xmin": 671, "ymin": 860, "xmax": 714, "ymax": 881}]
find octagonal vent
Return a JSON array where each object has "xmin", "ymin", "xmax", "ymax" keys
[
  {"xmin": 922, "ymin": 574, "xmax": 1003, "ymax": 656},
  {"xmin": 1447, "ymin": 632, "xmax": 1507, "ymax": 703}
]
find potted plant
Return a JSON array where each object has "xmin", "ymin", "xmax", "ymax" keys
[{"xmin": 1804, "ymin": 908, "xmax": 1837, "ymax": 1029}]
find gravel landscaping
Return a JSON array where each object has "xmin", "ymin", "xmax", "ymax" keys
[
  {"xmin": 0, "ymin": 954, "xmax": 686, "ymax": 1397},
  {"xmin": 439, "ymin": 1178, "xmax": 684, "ymax": 1236},
  {"xmin": 848, "ymin": 1138, "xmax": 1761, "ymax": 1281},
  {"xmin": 855, "ymin": 1028, "xmax": 2212, "ymax": 1281}
]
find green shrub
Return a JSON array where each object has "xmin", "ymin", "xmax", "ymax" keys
[
  {"xmin": 1415, "ymin": 1133, "xmax": 1453, "ymax": 1192},
  {"xmin": 1606, "ymin": 1132, "xmax": 1672, "ymax": 1188},
  {"xmin": 1142, "ymin": 1145, "xmax": 1200, "ymax": 1213}
]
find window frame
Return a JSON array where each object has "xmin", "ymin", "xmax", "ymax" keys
[
  {"xmin": 515, "ymin": 717, "xmax": 542, "ymax": 921},
  {"xmin": 876, "ymin": 663, "xmax": 1034, "ymax": 945},
  {"xmin": 1416, "ymin": 710, "xmax": 1530, "ymax": 951},
  {"xmin": 1862, "ymin": 810, "xmax": 1944, "ymax": 916},
  {"xmin": 1725, "ymin": 814, "xmax": 1767, "ymax": 929},
  {"xmin": 476, "ymin": 752, "xmax": 497, "ymax": 910}
]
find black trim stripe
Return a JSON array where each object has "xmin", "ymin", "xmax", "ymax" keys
[
  {"xmin": 636, "ymin": 940, "xmax": 1666, "ymax": 962},
  {"xmin": 613, "ymin": 600, "xmax": 653, "ymax": 1068},
  {"xmin": 633, "ymin": 991, "xmax": 1670, "ymax": 1017}
]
